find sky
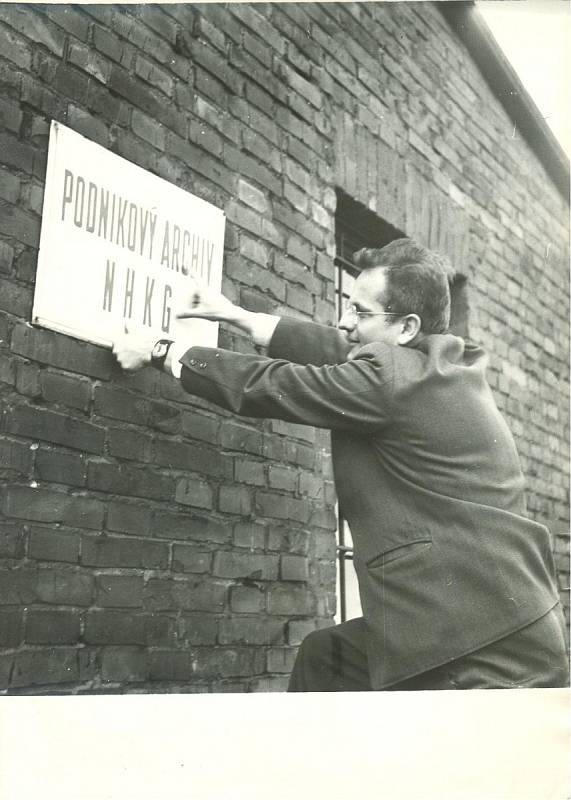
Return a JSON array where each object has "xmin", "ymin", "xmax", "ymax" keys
[{"xmin": 476, "ymin": 0, "xmax": 571, "ymax": 156}]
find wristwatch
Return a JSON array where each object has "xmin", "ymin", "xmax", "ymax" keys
[{"xmin": 150, "ymin": 339, "xmax": 174, "ymax": 370}]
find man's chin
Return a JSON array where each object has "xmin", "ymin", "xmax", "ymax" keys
[{"xmin": 347, "ymin": 344, "xmax": 361, "ymax": 361}]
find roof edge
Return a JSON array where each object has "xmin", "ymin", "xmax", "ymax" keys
[{"xmin": 438, "ymin": 1, "xmax": 570, "ymax": 202}]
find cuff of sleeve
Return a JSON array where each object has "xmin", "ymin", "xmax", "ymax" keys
[{"xmin": 170, "ymin": 341, "xmax": 191, "ymax": 379}]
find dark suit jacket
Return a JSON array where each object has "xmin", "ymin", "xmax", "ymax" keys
[{"xmin": 179, "ymin": 317, "xmax": 559, "ymax": 688}]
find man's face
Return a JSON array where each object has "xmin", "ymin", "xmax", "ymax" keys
[{"xmin": 338, "ymin": 268, "xmax": 404, "ymax": 358}]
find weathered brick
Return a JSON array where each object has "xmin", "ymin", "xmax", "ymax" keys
[
  {"xmin": 2, "ymin": 485, "xmax": 70, "ymax": 523},
  {"xmin": 172, "ymin": 545, "xmax": 212, "ymax": 574},
  {"xmin": 287, "ymin": 619, "xmax": 316, "ymax": 646},
  {"xmin": 192, "ymin": 646, "xmax": 265, "ymax": 678},
  {"xmin": 11, "ymin": 324, "xmax": 113, "ymax": 381},
  {"xmin": 255, "ymin": 491, "xmax": 311, "ymax": 523},
  {"xmin": 148, "ymin": 650, "xmax": 193, "ymax": 681},
  {"xmin": 220, "ymin": 421, "xmax": 264, "ymax": 455},
  {"xmin": 155, "ymin": 438, "xmax": 229, "ymax": 478},
  {"xmin": 218, "ymin": 485, "xmax": 252, "ymax": 515},
  {"xmin": 144, "ymin": 577, "xmax": 226, "ymax": 613},
  {"xmin": 219, "ymin": 618, "xmax": 285, "ymax": 646},
  {"xmin": 234, "ymin": 458, "xmax": 265, "ymax": 486},
  {"xmin": 230, "ymin": 585, "xmax": 265, "ymax": 614},
  {"xmin": 233, "ymin": 521, "xmax": 266, "ymax": 550},
  {"xmin": 84, "ymin": 610, "xmax": 146, "ymax": 645},
  {"xmin": 87, "ymin": 460, "xmax": 174, "ymax": 501},
  {"xmin": 0, "ymin": 437, "xmax": 31, "ymax": 476},
  {"xmin": 175, "ymin": 477, "xmax": 213, "ymax": 510},
  {"xmin": 0, "ymin": 608, "xmax": 22, "ymax": 646},
  {"xmin": 4, "ymin": 405, "xmax": 104, "ymax": 453},
  {"xmin": 101, "ymin": 647, "xmax": 147, "ymax": 682},
  {"xmin": 178, "ymin": 613, "xmax": 219, "ymax": 646},
  {"xmin": 106, "ymin": 501, "xmax": 152, "ymax": 537},
  {"xmin": 0, "ymin": 278, "xmax": 33, "ymax": 317},
  {"xmin": 29, "ymin": 527, "xmax": 80, "ymax": 564},
  {"xmin": 10, "ymin": 648, "xmax": 80, "ymax": 689},
  {"xmin": 34, "ymin": 448, "xmax": 86, "ymax": 487},
  {"xmin": 152, "ymin": 510, "xmax": 230, "ymax": 545},
  {"xmin": 36, "ymin": 568, "xmax": 94, "ymax": 606},
  {"xmin": 25, "ymin": 609, "xmax": 81, "ymax": 644},
  {"xmin": 267, "ymin": 584, "xmax": 315, "ymax": 616},
  {"xmin": 266, "ymin": 647, "xmax": 297, "ymax": 673},
  {"xmin": 81, "ymin": 535, "xmax": 169, "ymax": 570},
  {"xmin": 213, "ymin": 551, "xmax": 278, "ymax": 581},
  {"xmin": 281, "ymin": 555, "xmax": 310, "ymax": 582},
  {"xmin": 107, "ymin": 428, "xmax": 152, "ymax": 462},
  {"xmin": 95, "ymin": 575, "xmax": 144, "ymax": 608},
  {"xmin": 0, "ymin": 523, "xmax": 24, "ymax": 559}
]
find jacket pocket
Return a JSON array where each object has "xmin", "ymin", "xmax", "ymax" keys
[{"xmin": 366, "ymin": 538, "xmax": 432, "ymax": 569}]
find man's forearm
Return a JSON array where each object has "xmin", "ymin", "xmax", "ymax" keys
[
  {"xmin": 223, "ymin": 308, "xmax": 280, "ymax": 348},
  {"xmin": 165, "ymin": 310, "xmax": 280, "ymax": 378}
]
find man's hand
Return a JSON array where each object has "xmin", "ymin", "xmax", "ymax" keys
[
  {"xmin": 112, "ymin": 327, "xmax": 155, "ymax": 372},
  {"xmin": 176, "ymin": 280, "xmax": 238, "ymax": 322}
]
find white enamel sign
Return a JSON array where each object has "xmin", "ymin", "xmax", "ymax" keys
[{"xmin": 33, "ymin": 121, "xmax": 225, "ymax": 348}]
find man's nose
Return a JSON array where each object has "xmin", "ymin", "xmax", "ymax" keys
[{"xmin": 338, "ymin": 310, "xmax": 355, "ymax": 331}]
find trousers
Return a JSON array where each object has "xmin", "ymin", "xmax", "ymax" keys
[{"xmin": 287, "ymin": 607, "xmax": 569, "ymax": 691}]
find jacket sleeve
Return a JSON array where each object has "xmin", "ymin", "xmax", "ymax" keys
[
  {"xmin": 268, "ymin": 317, "xmax": 350, "ymax": 366},
  {"xmin": 179, "ymin": 344, "xmax": 395, "ymax": 432}
]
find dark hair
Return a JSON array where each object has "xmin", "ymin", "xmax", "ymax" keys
[{"xmin": 353, "ymin": 238, "xmax": 452, "ymax": 334}]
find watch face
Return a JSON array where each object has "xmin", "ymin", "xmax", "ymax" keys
[{"xmin": 152, "ymin": 341, "xmax": 169, "ymax": 359}]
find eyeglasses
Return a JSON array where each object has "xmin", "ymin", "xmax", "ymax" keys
[{"xmin": 342, "ymin": 302, "xmax": 403, "ymax": 318}]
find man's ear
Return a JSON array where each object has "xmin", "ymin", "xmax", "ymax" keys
[{"xmin": 397, "ymin": 314, "xmax": 422, "ymax": 345}]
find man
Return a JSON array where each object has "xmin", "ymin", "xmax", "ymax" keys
[{"xmin": 113, "ymin": 238, "xmax": 569, "ymax": 691}]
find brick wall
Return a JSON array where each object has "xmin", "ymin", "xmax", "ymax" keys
[{"xmin": 0, "ymin": 3, "xmax": 568, "ymax": 693}]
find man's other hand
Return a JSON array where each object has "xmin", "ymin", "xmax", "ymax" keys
[
  {"xmin": 176, "ymin": 280, "xmax": 237, "ymax": 322},
  {"xmin": 112, "ymin": 328, "xmax": 155, "ymax": 371}
]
